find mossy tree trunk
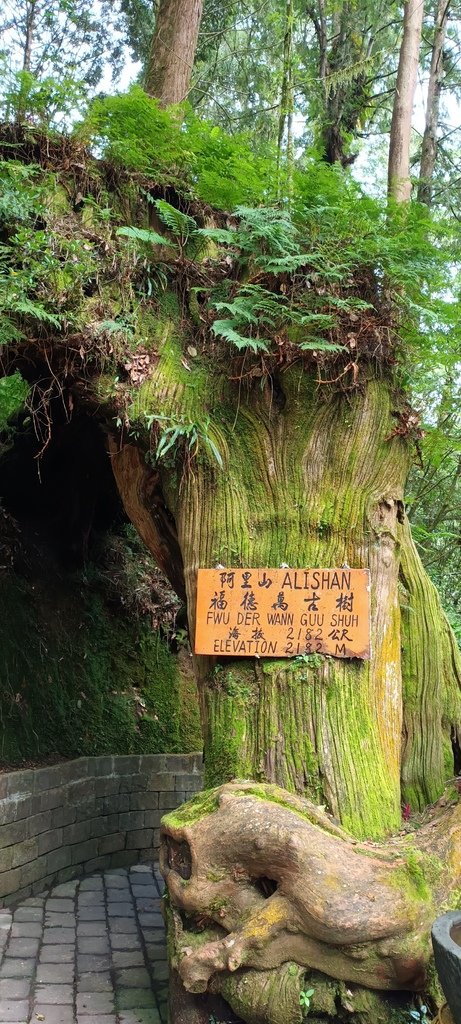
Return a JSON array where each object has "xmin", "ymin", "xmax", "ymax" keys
[
  {"xmin": 110, "ymin": 327, "xmax": 461, "ymax": 1023},
  {"xmin": 112, "ymin": 345, "xmax": 461, "ymax": 841}
]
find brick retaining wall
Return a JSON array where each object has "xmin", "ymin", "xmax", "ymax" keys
[{"xmin": 0, "ymin": 753, "xmax": 203, "ymax": 906}]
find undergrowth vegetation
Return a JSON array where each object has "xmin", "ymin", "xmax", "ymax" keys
[{"xmin": 1, "ymin": 88, "xmax": 461, "ymax": 637}]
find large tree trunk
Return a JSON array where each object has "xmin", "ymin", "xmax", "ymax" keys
[
  {"xmin": 417, "ymin": 0, "xmax": 450, "ymax": 206},
  {"xmin": 110, "ymin": 316, "xmax": 461, "ymax": 1023},
  {"xmin": 145, "ymin": 0, "xmax": 204, "ymax": 106},
  {"xmin": 388, "ymin": 0, "xmax": 424, "ymax": 201},
  {"xmin": 111, "ymin": 353, "xmax": 461, "ymax": 841}
]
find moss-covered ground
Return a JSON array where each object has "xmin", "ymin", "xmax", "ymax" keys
[{"xmin": 0, "ymin": 550, "xmax": 201, "ymax": 765}]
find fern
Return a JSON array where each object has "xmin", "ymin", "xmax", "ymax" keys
[
  {"xmin": 146, "ymin": 413, "xmax": 223, "ymax": 468},
  {"xmin": 154, "ymin": 200, "xmax": 197, "ymax": 244},
  {"xmin": 0, "ymin": 371, "xmax": 29, "ymax": 432},
  {"xmin": 211, "ymin": 319, "xmax": 270, "ymax": 353},
  {"xmin": 116, "ymin": 225, "xmax": 176, "ymax": 248}
]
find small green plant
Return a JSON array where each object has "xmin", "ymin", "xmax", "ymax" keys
[
  {"xmin": 145, "ymin": 413, "xmax": 223, "ymax": 469},
  {"xmin": 299, "ymin": 987, "xmax": 315, "ymax": 1013},
  {"xmin": 407, "ymin": 1006, "xmax": 429, "ymax": 1024}
]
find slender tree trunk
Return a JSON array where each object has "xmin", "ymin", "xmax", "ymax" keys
[
  {"xmin": 417, "ymin": 0, "xmax": 450, "ymax": 205},
  {"xmin": 388, "ymin": 0, "xmax": 425, "ymax": 201},
  {"xmin": 22, "ymin": 0, "xmax": 38, "ymax": 72},
  {"xmin": 277, "ymin": 0, "xmax": 294, "ymax": 195},
  {"xmin": 145, "ymin": 0, "xmax": 204, "ymax": 107}
]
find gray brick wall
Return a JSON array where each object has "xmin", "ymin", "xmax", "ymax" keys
[{"xmin": 0, "ymin": 754, "xmax": 203, "ymax": 906}]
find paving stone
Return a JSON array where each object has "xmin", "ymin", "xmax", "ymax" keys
[
  {"xmin": 13, "ymin": 906, "xmax": 43, "ymax": 922},
  {"xmin": 79, "ymin": 877, "xmax": 104, "ymax": 891},
  {"xmin": 77, "ymin": 972, "xmax": 112, "ymax": 992},
  {"xmin": 131, "ymin": 887, "xmax": 157, "ymax": 901},
  {"xmin": 133, "ymin": 898, "xmax": 160, "ymax": 911},
  {"xmin": 77, "ymin": 937, "xmax": 110, "ymax": 955},
  {"xmin": 108, "ymin": 918, "xmax": 137, "ymax": 934},
  {"xmin": 78, "ymin": 891, "xmax": 105, "ymax": 905},
  {"xmin": 141, "ymin": 930, "xmax": 165, "ymax": 946},
  {"xmin": 45, "ymin": 912, "xmax": 76, "ymax": 926},
  {"xmin": 112, "ymin": 950, "xmax": 145, "ymax": 968},
  {"xmin": 109, "ymin": 933, "xmax": 141, "ymax": 951},
  {"xmin": 76, "ymin": 991, "xmax": 115, "ymax": 1014},
  {"xmin": 137, "ymin": 914, "xmax": 163, "ymax": 929},
  {"xmin": 21, "ymin": 897, "xmax": 45, "ymax": 906},
  {"xmin": 33, "ymin": 1006, "xmax": 75, "ymax": 1024},
  {"xmin": 35, "ymin": 983, "xmax": 74, "ymax": 1003},
  {"xmin": 115, "ymin": 968, "xmax": 151, "ymax": 988},
  {"xmin": 77, "ymin": 907, "xmax": 106, "ymax": 921},
  {"xmin": 39, "ymin": 946, "xmax": 75, "ymax": 963},
  {"xmin": 5, "ymin": 936, "xmax": 40, "ymax": 957},
  {"xmin": 151, "ymin": 961, "xmax": 168, "ymax": 982},
  {"xmin": 145, "ymin": 945, "xmax": 167, "ymax": 963},
  {"xmin": 0, "ymin": 956, "xmax": 35, "ymax": 977},
  {"xmin": 107, "ymin": 903, "xmax": 134, "ymax": 917},
  {"xmin": 36, "ymin": 962, "xmax": 75, "ymax": 984},
  {"xmin": 104, "ymin": 876, "xmax": 129, "ymax": 889},
  {"xmin": 45, "ymin": 899, "xmax": 75, "ymax": 913},
  {"xmin": 11, "ymin": 920, "xmax": 43, "ymax": 938},
  {"xmin": 77, "ymin": 921, "xmax": 107, "ymax": 937},
  {"xmin": 0, "ymin": 1000, "xmax": 30, "ymax": 1021},
  {"xmin": 0, "ymin": 977, "xmax": 31, "ymax": 998},
  {"xmin": 42, "ymin": 927, "xmax": 75, "ymax": 944},
  {"xmin": 77, "ymin": 1017, "xmax": 117, "ymax": 1024},
  {"xmin": 118, "ymin": 1013, "xmax": 162, "ymax": 1024},
  {"xmin": 51, "ymin": 881, "xmax": 79, "ymax": 896},
  {"xmin": 77, "ymin": 954, "xmax": 111, "ymax": 973},
  {"xmin": 116, "ymin": 988, "xmax": 156, "ymax": 1010}
]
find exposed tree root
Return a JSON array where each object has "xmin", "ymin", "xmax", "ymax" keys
[{"xmin": 160, "ymin": 781, "xmax": 461, "ymax": 1021}]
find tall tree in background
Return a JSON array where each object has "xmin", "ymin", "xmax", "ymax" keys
[
  {"xmin": 418, "ymin": 0, "xmax": 450, "ymax": 205},
  {"xmin": 0, "ymin": 0, "xmax": 124, "ymax": 123},
  {"xmin": 388, "ymin": 0, "xmax": 425, "ymax": 200},
  {"xmin": 144, "ymin": 0, "xmax": 204, "ymax": 105}
]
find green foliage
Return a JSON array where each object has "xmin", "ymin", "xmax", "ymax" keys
[
  {"xmin": 77, "ymin": 88, "xmax": 273, "ymax": 209},
  {"xmin": 154, "ymin": 200, "xmax": 196, "ymax": 245},
  {"xmin": 299, "ymin": 987, "xmax": 315, "ymax": 1013},
  {"xmin": 0, "ymin": 0, "xmax": 124, "ymax": 122},
  {"xmin": 0, "ymin": 161, "xmax": 97, "ymax": 344},
  {"xmin": 0, "ymin": 563, "xmax": 200, "ymax": 764},
  {"xmin": 211, "ymin": 282, "xmax": 341, "ymax": 354},
  {"xmin": 146, "ymin": 414, "xmax": 223, "ymax": 469},
  {"xmin": 1, "ymin": 70, "xmax": 88, "ymax": 127},
  {"xmin": 116, "ymin": 225, "xmax": 176, "ymax": 248},
  {"xmin": 0, "ymin": 372, "xmax": 29, "ymax": 433}
]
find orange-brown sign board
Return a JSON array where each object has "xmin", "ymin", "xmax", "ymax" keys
[{"xmin": 195, "ymin": 568, "xmax": 371, "ymax": 659}]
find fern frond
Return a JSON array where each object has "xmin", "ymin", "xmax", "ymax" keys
[
  {"xmin": 154, "ymin": 200, "xmax": 197, "ymax": 241},
  {"xmin": 211, "ymin": 318, "xmax": 269, "ymax": 352},
  {"xmin": 116, "ymin": 225, "xmax": 175, "ymax": 248},
  {"xmin": 10, "ymin": 298, "xmax": 61, "ymax": 328}
]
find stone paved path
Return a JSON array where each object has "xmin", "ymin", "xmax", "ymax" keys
[{"xmin": 0, "ymin": 864, "xmax": 168, "ymax": 1024}]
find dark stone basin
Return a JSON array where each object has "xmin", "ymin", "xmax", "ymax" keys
[{"xmin": 432, "ymin": 912, "xmax": 461, "ymax": 1024}]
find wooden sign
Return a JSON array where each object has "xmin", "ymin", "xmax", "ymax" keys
[{"xmin": 195, "ymin": 568, "xmax": 370, "ymax": 659}]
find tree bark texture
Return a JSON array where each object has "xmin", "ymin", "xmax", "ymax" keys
[
  {"xmin": 145, "ymin": 0, "xmax": 204, "ymax": 107},
  {"xmin": 388, "ymin": 0, "xmax": 424, "ymax": 201},
  {"xmin": 417, "ymin": 0, "xmax": 450, "ymax": 206},
  {"xmin": 160, "ymin": 781, "xmax": 461, "ymax": 1022},
  {"xmin": 110, "ymin": 316, "xmax": 461, "ymax": 842}
]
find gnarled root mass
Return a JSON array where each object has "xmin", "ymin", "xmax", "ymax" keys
[{"xmin": 160, "ymin": 782, "xmax": 461, "ymax": 1023}]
